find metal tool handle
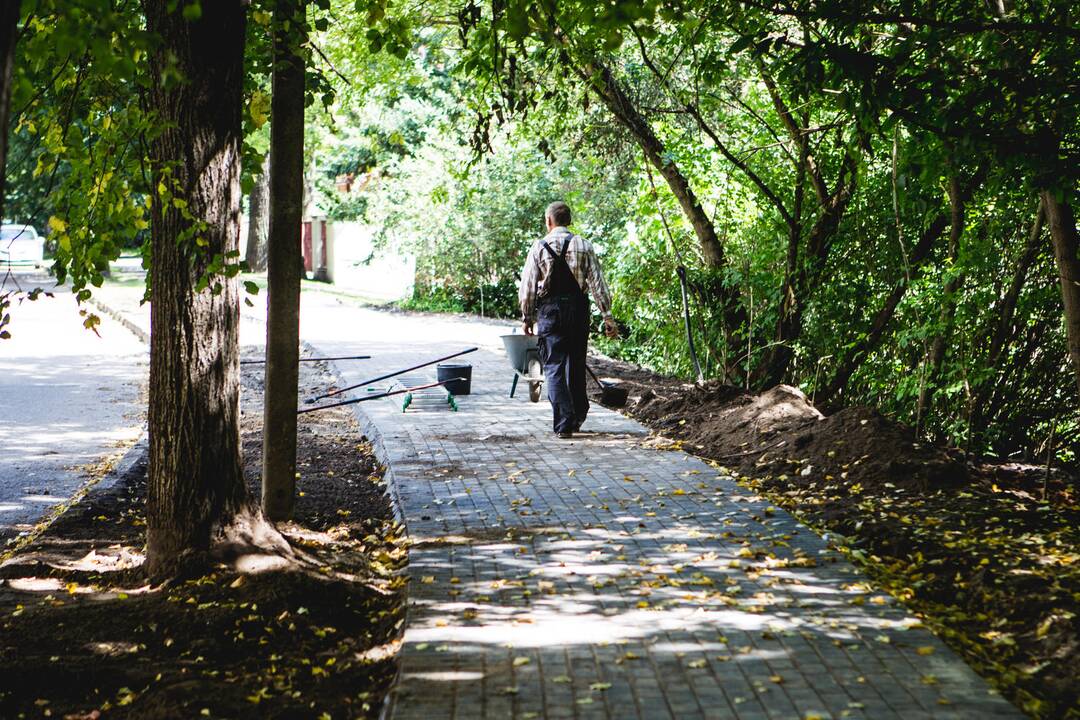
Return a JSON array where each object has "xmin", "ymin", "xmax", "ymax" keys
[
  {"xmin": 299, "ymin": 377, "xmax": 466, "ymax": 414},
  {"xmin": 306, "ymin": 347, "xmax": 478, "ymax": 403},
  {"xmin": 676, "ymin": 266, "xmax": 704, "ymax": 384},
  {"xmin": 585, "ymin": 364, "xmax": 606, "ymax": 391},
  {"xmin": 241, "ymin": 355, "xmax": 371, "ymax": 365}
]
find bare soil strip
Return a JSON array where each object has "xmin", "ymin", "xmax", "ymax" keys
[{"xmin": 0, "ymin": 357, "xmax": 405, "ymax": 719}]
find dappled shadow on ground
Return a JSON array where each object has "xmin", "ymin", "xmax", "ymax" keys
[
  {"xmin": 389, "ymin": 470, "xmax": 1017, "ymax": 720},
  {"xmin": 0, "ymin": 354, "xmax": 145, "ymax": 541}
]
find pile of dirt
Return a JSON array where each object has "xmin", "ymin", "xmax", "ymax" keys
[
  {"xmin": 598, "ymin": 365, "xmax": 967, "ymax": 493},
  {"xmin": 753, "ymin": 404, "xmax": 969, "ymax": 492},
  {"xmin": 0, "ymin": 355, "xmax": 404, "ymax": 719}
]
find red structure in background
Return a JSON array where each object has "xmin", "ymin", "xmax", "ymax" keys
[
  {"xmin": 301, "ymin": 221, "xmax": 313, "ymax": 274},
  {"xmin": 301, "ymin": 219, "xmax": 329, "ymax": 280}
]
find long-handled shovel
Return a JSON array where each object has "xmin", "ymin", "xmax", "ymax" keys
[
  {"xmin": 586, "ymin": 365, "xmax": 628, "ymax": 407},
  {"xmin": 676, "ymin": 265, "xmax": 705, "ymax": 384}
]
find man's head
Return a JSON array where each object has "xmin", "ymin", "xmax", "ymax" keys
[{"xmin": 545, "ymin": 201, "xmax": 572, "ymax": 231}]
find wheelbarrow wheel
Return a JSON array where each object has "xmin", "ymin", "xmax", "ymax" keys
[{"xmin": 527, "ymin": 356, "xmax": 542, "ymax": 403}]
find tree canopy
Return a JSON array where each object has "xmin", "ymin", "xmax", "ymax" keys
[{"xmin": 3, "ymin": 0, "xmax": 1078, "ymax": 545}]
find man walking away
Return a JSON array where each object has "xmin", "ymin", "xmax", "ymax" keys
[{"xmin": 520, "ymin": 201, "xmax": 618, "ymax": 438}]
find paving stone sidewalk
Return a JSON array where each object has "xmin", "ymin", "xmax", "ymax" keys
[
  {"xmin": 311, "ymin": 312, "xmax": 1023, "ymax": 720},
  {"xmin": 89, "ymin": 289, "xmax": 1021, "ymax": 719}
]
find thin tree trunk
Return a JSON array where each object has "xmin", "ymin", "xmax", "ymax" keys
[
  {"xmin": 245, "ymin": 154, "xmax": 270, "ymax": 272},
  {"xmin": 760, "ymin": 157, "xmax": 856, "ymax": 387},
  {"xmin": 261, "ymin": 0, "xmax": 306, "ymax": 521},
  {"xmin": 143, "ymin": 0, "xmax": 252, "ymax": 577},
  {"xmin": 917, "ymin": 176, "xmax": 966, "ymax": 425},
  {"xmin": 970, "ymin": 200, "xmax": 1045, "ymax": 442},
  {"xmin": 754, "ymin": 72, "xmax": 861, "ymax": 386},
  {"xmin": 821, "ymin": 166, "xmax": 986, "ymax": 403},
  {"xmin": 763, "ymin": 143, "xmax": 805, "ymax": 388},
  {"xmin": 589, "ymin": 60, "xmax": 723, "ymax": 267},
  {"xmin": 578, "ymin": 58, "xmax": 746, "ymax": 375},
  {"xmin": 989, "ymin": 198, "xmax": 1045, "ymax": 365},
  {"xmin": 1042, "ymin": 190, "xmax": 1080, "ymax": 399},
  {"xmin": 0, "ymin": 0, "xmax": 20, "ymax": 224},
  {"xmin": 821, "ymin": 212, "xmax": 951, "ymax": 403}
]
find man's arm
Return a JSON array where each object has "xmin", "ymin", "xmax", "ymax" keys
[
  {"xmin": 519, "ymin": 243, "xmax": 540, "ymax": 334},
  {"xmin": 584, "ymin": 242, "xmax": 618, "ymax": 338}
]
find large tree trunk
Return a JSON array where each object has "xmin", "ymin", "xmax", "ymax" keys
[
  {"xmin": 261, "ymin": 0, "xmax": 306, "ymax": 521},
  {"xmin": 1042, "ymin": 191, "xmax": 1080, "ymax": 399},
  {"xmin": 244, "ymin": 154, "xmax": 270, "ymax": 273},
  {"xmin": 143, "ymin": 0, "xmax": 253, "ymax": 576},
  {"xmin": 0, "ymin": 0, "xmax": 20, "ymax": 224}
]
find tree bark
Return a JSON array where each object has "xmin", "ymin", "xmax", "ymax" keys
[
  {"xmin": 0, "ymin": 0, "xmax": 20, "ymax": 224},
  {"xmin": 245, "ymin": 154, "xmax": 270, "ymax": 272},
  {"xmin": 1042, "ymin": 190, "xmax": 1080, "ymax": 399},
  {"xmin": 576, "ymin": 58, "xmax": 747, "ymax": 375},
  {"xmin": 752, "ymin": 69, "xmax": 861, "ymax": 386},
  {"xmin": 261, "ymin": 0, "xmax": 306, "ymax": 521},
  {"xmin": 143, "ymin": 0, "xmax": 251, "ymax": 576},
  {"xmin": 916, "ymin": 176, "xmax": 966, "ymax": 425},
  {"xmin": 589, "ymin": 60, "xmax": 724, "ymax": 268},
  {"xmin": 759, "ymin": 148, "xmax": 858, "ymax": 387}
]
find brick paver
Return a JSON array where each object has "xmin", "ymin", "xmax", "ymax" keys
[
  {"xmin": 310, "ymin": 306, "xmax": 1023, "ymax": 720},
  {"xmin": 92, "ymin": 287, "xmax": 1022, "ymax": 720}
]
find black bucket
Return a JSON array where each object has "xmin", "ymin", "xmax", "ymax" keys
[{"xmin": 437, "ymin": 363, "xmax": 472, "ymax": 395}]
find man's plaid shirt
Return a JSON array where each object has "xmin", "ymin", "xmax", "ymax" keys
[{"xmin": 518, "ymin": 227, "xmax": 613, "ymax": 322}]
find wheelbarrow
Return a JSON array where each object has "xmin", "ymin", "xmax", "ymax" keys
[{"xmin": 500, "ymin": 334, "xmax": 544, "ymax": 402}]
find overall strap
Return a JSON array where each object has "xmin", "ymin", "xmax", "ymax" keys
[{"xmin": 542, "ymin": 232, "xmax": 574, "ymax": 260}]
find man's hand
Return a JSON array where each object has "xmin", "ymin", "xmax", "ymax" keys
[
  {"xmin": 523, "ymin": 320, "xmax": 534, "ymax": 336},
  {"xmin": 603, "ymin": 316, "xmax": 619, "ymax": 339}
]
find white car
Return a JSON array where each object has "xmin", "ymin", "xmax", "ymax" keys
[{"xmin": 0, "ymin": 223, "xmax": 45, "ymax": 267}]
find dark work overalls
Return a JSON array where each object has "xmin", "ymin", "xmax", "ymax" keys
[{"xmin": 536, "ymin": 234, "xmax": 590, "ymax": 434}]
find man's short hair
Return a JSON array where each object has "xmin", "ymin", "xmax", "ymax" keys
[{"xmin": 546, "ymin": 201, "xmax": 572, "ymax": 227}]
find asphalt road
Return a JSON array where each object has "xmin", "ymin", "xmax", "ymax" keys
[{"xmin": 0, "ymin": 270, "xmax": 147, "ymax": 544}]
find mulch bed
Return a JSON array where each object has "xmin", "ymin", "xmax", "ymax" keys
[
  {"xmin": 589, "ymin": 356, "xmax": 1080, "ymax": 719},
  {"xmin": 0, "ymin": 356, "xmax": 404, "ymax": 719}
]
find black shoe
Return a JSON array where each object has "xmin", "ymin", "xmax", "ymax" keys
[{"xmin": 556, "ymin": 431, "xmax": 573, "ymax": 439}]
